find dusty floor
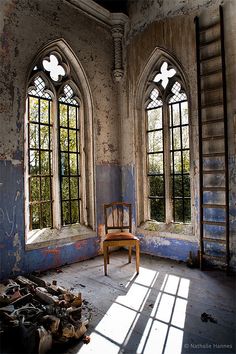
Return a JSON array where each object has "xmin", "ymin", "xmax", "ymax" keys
[{"xmin": 41, "ymin": 251, "xmax": 236, "ymax": 354}]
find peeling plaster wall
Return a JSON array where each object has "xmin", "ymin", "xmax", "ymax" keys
[
  {"xmin": 0, "ymin": 0, "xmax": 120, "ymax": 279},
  {"xmin": 123, "ymin": 0, "xmax": 236, "ymax": 267},
  {"xmin": 127, "ymin": 0, "xmax": 223, "ymax": 38},
  {"xmin": 124, "ymin": 11, "xmax": 199, "ymax": 262}
]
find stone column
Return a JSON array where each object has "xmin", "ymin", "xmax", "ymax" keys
[{"xmin": 111, "ymin": 24, "xmax": 124, "ymax": 82}]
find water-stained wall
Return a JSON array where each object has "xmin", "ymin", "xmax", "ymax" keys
[
  {"xmin": 0, "ymin": 0, "xmax": 121, "ymax": 279},
  {"xmin": 122, "ymin": 0, "xmax": 236, "ymax": 268}
]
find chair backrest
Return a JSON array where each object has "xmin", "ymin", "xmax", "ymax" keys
[{"xmin": 104, "ymin": 202, "xmax": 132, "ymax": 234}]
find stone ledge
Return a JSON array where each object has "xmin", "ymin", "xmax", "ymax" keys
[
  {"xmin": 25, "ymin": 224, "xmax": 97, "ymax": 250},
  {"xmin": 137, "ymin": 220, "xmax": 197, "ymax": 242}
]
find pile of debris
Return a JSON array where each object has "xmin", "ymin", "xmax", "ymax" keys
[{"xmin": 0, "ymin": 274, "xmax": 90, "ymax": 354}]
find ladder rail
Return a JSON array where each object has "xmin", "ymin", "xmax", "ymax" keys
[
  {"xmin": 195, "ymin": 7, "xmax": 229, "ymax": 272},
  {"xmin": 219, "ymin": 5, "xmax": 230, "ymax": 272},
  {"xmin": 195, "ymin": 15, "xmax": 204, "ymax": 270}
]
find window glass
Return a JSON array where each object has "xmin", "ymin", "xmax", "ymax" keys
[{"xmin": 145, "ymin": 61, "xmax": 191, "ymax": 223}]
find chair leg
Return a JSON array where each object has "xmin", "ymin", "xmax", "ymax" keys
[
  {"xmin": 136, "ymin": 242, "xmax": 140, "ymax": 274},
  {"xmin": 107, "ymin": 247, "xmax": 110, "ymax": 264},
  {"xmin": 104, "ymin": 244, "xmax": 108, "ymax": 276},
  {"xmin": 128, "ymin": 246, "xmax": 132, "ymax": 263}
]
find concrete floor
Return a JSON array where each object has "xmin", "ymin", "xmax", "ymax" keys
[{"xmin": 42, "ymin": 251, "xmax": 236, "ymax": 354}]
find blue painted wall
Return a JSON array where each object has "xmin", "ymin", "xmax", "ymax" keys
[
  {"xmin": 96, "ymin": 164, "xmax": 122, "ymax": 225},
  {"xmin": 0, "ymin": 163, "xmax": 124, "ymax": 280},
  {"xmin": 138, "ymin": 234, "xmax": 198, "ymax": 262},
  {"xmin": 0, "ymin": 161, "xmax": 99, "ymax": 280},
  {"xmin": 1, "ymin": 156, "xmax": 236, "ymax": 280}
]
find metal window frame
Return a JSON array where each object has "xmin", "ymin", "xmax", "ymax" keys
[
  {"xmin": 28, "ymin": 95, "xmax": 53, "ymax": 230},
  {"xmin": 169, "ymin": 100, "xmax": 190, "ymax": 223},
  {"xmin": 145, "ymin": 83, "xmax": 191, "ymax": 224},
  {"xmin": 59, "ymin": 101, "xmax": 81, "ymax": 226}
]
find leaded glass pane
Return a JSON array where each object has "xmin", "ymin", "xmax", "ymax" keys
[
  {"xmin": 150, "ymin": 199, "xmax": 165, "ymax": 222},
  {"xmin": 70, "ymin": 153, "xmax": 78, "ymax": 175},
  {"xmin": 71, "ymin": 201, "xmax": 79, "ymax": 224},
  {"xmin": 30, "ymin": 177, "xmax": 40, "ymax": 201},
  {"xmin": 60, "ymin": 129, "xmax": 68, "ymax": 151},
  {"xmin": 147, "ymin": 108, "xmax": 162, "ymax": 130},
  {"xmin": 41, "ymin": 151, "xmax": 50, "ymax": 174},
  {"xmin": 147, "ymin": 88, "xmax": 163, "ymax": 109},
  {"xmin": 30, "ymin": 124, "xmax": 39, "ymax": 149},
  {"xmin": 28, "ymin": 76, "xmax": 51, "ymax": 99},
  {"xmin": 62, "ymin": 177, "xmax": 69, "ymax": 200},
  {"xmin": 61, "ymin": 152, "xmax": 69, "ymax": 176},
  {"xmin": 149, "ymin": 175, "xmax": 164, "ymax": 196},
  {"xmin": 69, "ymin": 106, "xmax": 77, "ymax": 128},
  {"xmin": 42, "ymin": 203, "xmax": 51, "ymax": 228},
  {"xmin": 169, "ymin": 82, "xmax": 187, "ymax": 103},
  {"xmin": 29, "ymin": 97, "xmax": 39, "ymax": 121},
  {"xmin": 40, "ymin": 125, "xmax": 50, "ymax": 149},
  {"xmin": 148, "ymin": 131, "xmax": 163, "ymax": 152},
  {"xmin": 148, "ymin": 154, "xmax": 163, "ymax": 174},
  {"xmin": 181, "ymin": 101, "xmax": 189, "ymax": 124},
  {"xmin": 31, "ymin": 204, "xmax": 40, "ymax": 229},
  {"xmin": 40, "ymin": 99, "xmax": 50, "ymax": 124},
  {"xmin": 62, "ymin": 201, "xmax": 70, "ymax": 225},
  {"xmin": 41, "ymin": 177, "xmax": 51, "ymax": 201},
  {"xmin": 29, "ymin": 150, "xmax": 40, "ymax": 175},
  {"xmin": 59, "ymin": 104, "xmax": 68, "ymax": 127},
  {"xmin": 70, "ymin": 177, "xmax": 78, "ymax": 199},
  {"xmin": 182, "ymin": 126, "xmax": 189, "ymax": 149},
  {"xmin": 59, "ymin": 84, "xmax": 79, "ymax": 106}
]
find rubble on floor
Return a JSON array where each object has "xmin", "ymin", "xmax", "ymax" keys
[{"xmin": 0, "ymin": 275, "xmax": 90, "ymax": 354}]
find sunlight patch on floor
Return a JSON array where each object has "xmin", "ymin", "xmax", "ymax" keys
[{"xmin": 77, "ymin": 267, "xmax": 190, "ymax": 354}]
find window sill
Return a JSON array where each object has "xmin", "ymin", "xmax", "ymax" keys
[
  {"xmin": 25, "ymin": 224, "xmax": 97, "ymax": 250},
  {"xmin": 137, "ymin": 220, "xmax": 197, "ymax": 242}
]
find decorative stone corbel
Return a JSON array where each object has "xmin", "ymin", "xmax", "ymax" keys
[
  {"xmin": 111, "ymin": 24, "xmax": 124, "ymax": 82},
  {"xmin": 111, "ymin": 13, "xmax": 128, "ymax": 82}
]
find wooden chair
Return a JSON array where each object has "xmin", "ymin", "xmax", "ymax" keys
[{"xmin": 103, "ymin": 202, "xmax": 140, "ymax": 276}]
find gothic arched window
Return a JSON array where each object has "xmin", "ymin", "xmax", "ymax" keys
[
  {"xmin": 25, "ymin": 50, "xmax": 92, "ymax": 236},
  {"xmin": 145, "ymin": 61, "xmax": 191, "ymax": 223}
]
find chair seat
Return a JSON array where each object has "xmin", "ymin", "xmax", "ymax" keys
[
  {"xmin": 104, "ymin": 231, "xmax": 139, "ymax": 241},
  {"xmin": 103, "ymin": 202, "xmax": 140, "ymax": 275}
]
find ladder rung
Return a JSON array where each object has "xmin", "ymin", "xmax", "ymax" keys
[
  {"xmin": 202, "ymin": 203, "xmax": 226, "ymax": 209},
  {"xmin": 202, "ymin": 118, "xmax": 224, "ymax": 125},
  {"xmin": 202, "ymin": 135, "xmax": 224, "ymax": 141},
  {"xmin": 202, "ymin": 170, "xmax": 225, "ymax": 174},
  {"xmin": 202, "ymin": 254, "xmax": 227, "ymax": 263},
  {"xmin": 201, "ymin": 85, "xmax": 222, "ymax": 93},
  {"xmin": 203, "ymin": 237, "xmax": 226, "ymax": 244},
  {"xmin": 200, "ymin": 21, "xmax": 220, "ymax": 32},
  {"xmin": 201, "ymin": 101, "xmax": 223, "ymax": 108},
  {"xmin": 202, "ymin": 220, "xmax": 226, "ymax": 226},
  {"xmin": 200, "ymin": 36, "xmax": 221, "ymax": 47},
  {"xmin": 203, "ymin": 187, "xmax": 226, "ymax": 191},
  {"xmin": 202, "ymin": 152, "xmax": 225, "ymax": 157},
  {"xmin": 200, "ymin": 53, "xmax": 221, "ymax": 62},
  {"xmin": 200, "ymin": 68, "xmax": 222, "ymax": 77}
]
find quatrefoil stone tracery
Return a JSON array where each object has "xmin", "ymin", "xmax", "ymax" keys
[
  {"xmin": 154, "ymin": 62, "xmax": 176, "ymax": 89},
  {"xmin": 42, "ymin": 54, "xmax": 66, "ymax": 82}
]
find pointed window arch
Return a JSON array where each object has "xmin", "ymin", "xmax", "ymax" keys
[
  {"xmin": 25, "ymin": 43, "xmax": 94, "ymax": 240},
  {"xmin": 145, "ymin": 60, "xmax": 191, "ymax": 223}
]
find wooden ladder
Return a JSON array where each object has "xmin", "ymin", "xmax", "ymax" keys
[{"xmin": 195, "ymin": 6, "xmax": 229, "ymax": 271}]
